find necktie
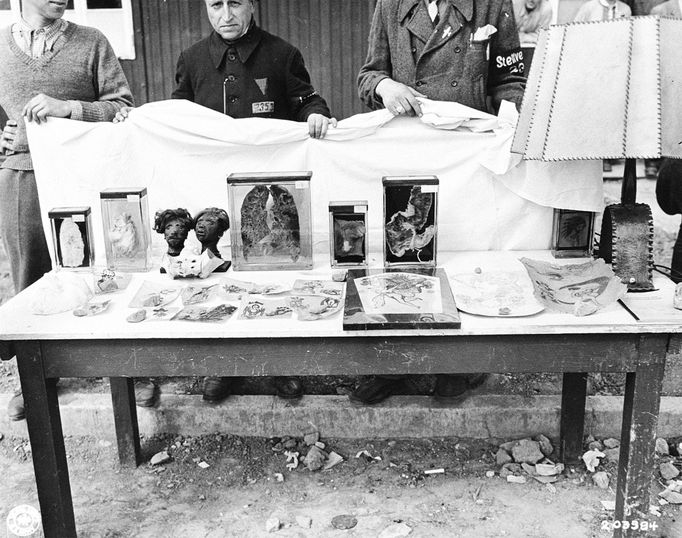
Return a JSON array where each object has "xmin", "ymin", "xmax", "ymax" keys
[{"xmin": 428, "ymin": 0, "xmax": 440, "ymax": 26}]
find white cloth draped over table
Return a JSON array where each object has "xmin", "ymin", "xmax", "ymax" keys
[{"xmin": 27, "ymin": 99, "xmax": 602, "ymax": 267}]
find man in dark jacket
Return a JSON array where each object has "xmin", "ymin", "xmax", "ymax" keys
[
  {"xmin": 173, "ymin": 0, "xmax": 335, "ymax": 138},
  {"xmin": 351, "ymin": 0, "xmax": 526, "ymax": 405},
  {"xmin": 116, "ymin": 0, "xmax": 335, "ymax": 401}
]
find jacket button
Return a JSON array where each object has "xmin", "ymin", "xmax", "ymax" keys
[
  {"xmin": 229, "ymin": 96, "xmax": 238, "ymax": 103},
  {"xmin": 226, "ymin": 75, "xmax": 236, "ymax": 82},
  {"xmin": 416, "ymin": 80, "xmax": 424, "ymax": 87},
  {"xmin": 454, "ymin": 46, "xmax": 461, "ymax": 53},
  {"xmin": 411, "ymin": 47, "xmax": 417, "ymax": 53},
  {"xmin": 451, "ymin": 81, "xmax": 458, "ymax": 87}
]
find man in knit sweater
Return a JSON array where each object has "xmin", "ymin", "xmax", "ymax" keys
[{"xmin": 0, "ymin": 0, "xmax": 139, "ymax": 421}]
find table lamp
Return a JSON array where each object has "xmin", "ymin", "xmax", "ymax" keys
[{"xmin": 511, "ymin": 17, "xmax": 682, "ymax": 291}]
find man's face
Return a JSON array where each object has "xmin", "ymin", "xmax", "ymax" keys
[
  {"xmin": 195, "ymin": 213, "xmax": 223, "ymax": 243},
  {"xmin": 525, "ymin": 0, "xmax": 539, "ymax": 10},
  {"xmin": 164, "ymin": 219, "xmax": 189, "ymax": 249},
  {"xmin": 204, "ymin": 0, "xmax": 254, "ymax": 41},
  {"xmin": 24, "ymin": 0, "xmax": 68, "ymax": 24}
]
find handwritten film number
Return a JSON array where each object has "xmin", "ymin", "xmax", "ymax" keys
[{"xmin": 601, "ymin": 520, "xmax": 658, "ymax": 531}]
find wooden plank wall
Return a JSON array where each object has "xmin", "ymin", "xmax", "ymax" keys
[{"xmin": 120, "ymin": 0, "xmax": 376, "ymax": 119}]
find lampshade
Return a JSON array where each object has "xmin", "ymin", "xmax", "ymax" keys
[
  {"xmin": 511, "ymin": 17, "xmax": 682, "ymax": 292},
  {"xmin": 511, "ymin": 17, "xmax": 682, "ymax": 161}
]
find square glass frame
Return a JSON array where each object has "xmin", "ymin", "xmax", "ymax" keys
[
  {"xmin": 382, "ymin": 175, "xmax": 438, "ymax": 267},
  {"xmin": 329, "ymin": 201, "xmax": 368, "ymax": 267},
  {"xmin": 226, "ymin": 171, "xmax": 313, "ymax": 271},
  {"xmin": 100, "ymin": 187, "xmax": 152, "ymax": 272},
  {"xmin": 48, "ymin": 206, "xmax": 94, "ymax": 269},
  {"xmin": 551, "ymin": 208, "xmax": 595, "ymax": 258}
]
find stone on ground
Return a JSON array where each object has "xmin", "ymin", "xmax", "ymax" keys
[
  {"xmin": 511, "ymin": 439, "xmax": 544, "ymax": 464},
  {"xmin": 592, "ymin": 472, "xmax": 609, "ymax": 490},
  {"xmin": 659, "ymin": 462, "xmax": 680, "ymax": 481},
  {"xmin": 379, "ymin": 522, "xmax": 412, "ymax": 537}
]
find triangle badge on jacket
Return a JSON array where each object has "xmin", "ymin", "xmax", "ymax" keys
[{"xmin": 255, "ymin": 78, "xmax": 268, "ymax": 96}]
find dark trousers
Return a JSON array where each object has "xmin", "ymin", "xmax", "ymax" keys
[{"xmin": 0, "ymin": 168, "xmax": 52, "ymax": 292}]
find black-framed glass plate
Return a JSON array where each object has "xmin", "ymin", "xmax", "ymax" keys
[{"xmin": 343, "ymin": 267, "xmax": 460, "ymax": 330}]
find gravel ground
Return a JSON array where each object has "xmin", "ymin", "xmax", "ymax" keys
[{"xmin": 1, "ymin": 432, "xmax": 680, "ymax": 537}]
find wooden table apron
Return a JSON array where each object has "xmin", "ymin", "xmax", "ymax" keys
[{"xmin": 13, "ymin": 331, "xmax": 669, "ymax": 538}]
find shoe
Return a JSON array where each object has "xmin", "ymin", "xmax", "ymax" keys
[
  {"xmin": 465, "ymin": 373, "xmax": 489, "ymax": 390},
  {"xmin": 434, "ymin": 374, "xmax": 489, "ymax": 403},
  {"xmin": 433, "ymin": 374, "xmax": 468, "ymax": 403},
  {"xmin": 274, "ymin": 377, "xmax": 303, "ymax": 399},
  {"xmin": 134, "ymin": 380, "xmax": 159, "ymax": 408},
  {"xmin": 349, "ymin": 377, "xmax": 403, "ymax": 405},
  {"xmin": 8, "ymin": 391, "xmax": 25, "ymax": 421},
  {"xmin": 645, "ymin": 165, "xmax": 658, "ymax": 179},
  {"xmin": 202, "ymin": 376, "xmax": 232, "ymax": 402}
]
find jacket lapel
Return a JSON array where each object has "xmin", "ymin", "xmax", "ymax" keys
[
  {"xmin": 402, "ymin": 0, "xmax": 434, "ymax": 44},
  {"xmin": 421, "ymin": 0, "xmax": 473, "ymax": 56}
]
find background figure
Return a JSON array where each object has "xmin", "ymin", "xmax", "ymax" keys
[
  {"xmin": 656, "ymin": 159, "xmax": 682, "ymax": 283},
  {"xmin": 573, "ymin": 0, "xmax": 631, "ymax": 21},
  {"xmin": 512, "ymin": 0, "xmax": 553, "ymax": 70}
]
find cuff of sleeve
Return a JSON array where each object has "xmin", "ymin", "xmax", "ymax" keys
[
  {"xmin": 373, "ymin": 75, "xmax": 390, "ymax": 104},
  {"xmin": 68, "ymin": 100, "xmax": 83, "ymax": 121}
]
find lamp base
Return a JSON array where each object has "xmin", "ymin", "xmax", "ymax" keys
[{"xmin": 598, "ymin": 203, "xmax": 654, "ymax": 291}]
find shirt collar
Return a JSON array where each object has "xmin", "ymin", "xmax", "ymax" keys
[
  {"xmin": 16, "ymin": 16, "xmax": 65, "ymax": 37},
  {"xmin": 400, "ymin": 0, "xmax": 473, "ymax": 23},
  {"xmin": 209, "ymin": 18, "xmax": 262, "ymax": 69}
]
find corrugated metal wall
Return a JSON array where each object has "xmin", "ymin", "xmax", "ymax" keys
[{"xmin": 120, "ymin": 0, "xmax": 376, "ymax": 119}]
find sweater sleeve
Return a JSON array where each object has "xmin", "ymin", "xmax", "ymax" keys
[
  {"xmin": 70, "ymin": 29, "xmax": 134, "ymax": 122},
  {"xmin": 487, "ymin": 0, "xmax": 527, "ymax": 111},
  {"xmin": 286, "ymin": 47, "xmax": 331, "ymax": 122},
  {"xmin": 357, "ymin": 0, "xmax": 391, "ymax": 110}
]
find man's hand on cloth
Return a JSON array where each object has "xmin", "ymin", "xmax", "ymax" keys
[
  {"xmin": 113, "ymin": 106, "xmax": 134, "ymax": 123},
  {"xmin": 0, "ymin": 120, "xmax": 17, "ymax": 153},
  {"xmin": 376, "ymin": 78, "xmax": 426, "ymax": 117},
  {"xmin": 307, "ymin": 113, "xmax": 337, "ymax": 139},
  {"xmin": 22, "ymin": 93, "xmax": 71, "ymax": 124}
]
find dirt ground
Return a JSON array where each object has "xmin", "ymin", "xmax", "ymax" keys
[{"xmin": 1, "ymin": 433, "xmax": 680, "ymax": 538}]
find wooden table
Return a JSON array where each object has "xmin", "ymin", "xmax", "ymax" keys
[{"xmin": 1, "ymin": 251, "xmax": 679, "ymax": 538}]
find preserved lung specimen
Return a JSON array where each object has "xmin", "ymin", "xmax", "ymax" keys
[
  {"xmin": 240, "ymin": 185, "xmax": 271, "ymax": 260},
  {"xmin": 385, "ymin": 187, "xmax": 435, "ymax": 260},
  {"xmin": 240, "ymin": 184, "xmax": 301, "ymax": 261}
]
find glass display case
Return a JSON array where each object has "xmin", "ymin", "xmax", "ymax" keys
[
  {"xmin": 382, "ymin": 175, "xmax": 438, "ymax": 267},
  {"xmin": 551, "ymin": 209, "xmax": 595, "ymax": 258},
  {"xmin": 100, "ymin": 187, "xmax": 152, "ymax": 272},
  {"xmin": 329, "ymin": 201, "xmax": 368, "ymax": 267},
  {"xmin": 48, "ymin": 206, "xmax": 94, "ymax": 269},
  {"xmin": 226, "ymin": 171, "xmax": 313, "ymax": 271}
]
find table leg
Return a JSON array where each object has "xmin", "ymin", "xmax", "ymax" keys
[
  {"xmin": 109, "ymin": 377, "xmax": 142, "ymax": 467},
  {"xmin": 560, "ymin": 372, "xmax": 588, "ymax": 464},
  {"xmin": 614, "ymin": 339, "xmax": 667, "ymax": 538},
  {"xmin": 16, "ymin": 342, "xmax": 76, "ymax": 538}
]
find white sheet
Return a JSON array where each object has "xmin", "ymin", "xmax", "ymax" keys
[{"xmin": 26, "ymin": 99, "xmax": 603, "ymax": 267}]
